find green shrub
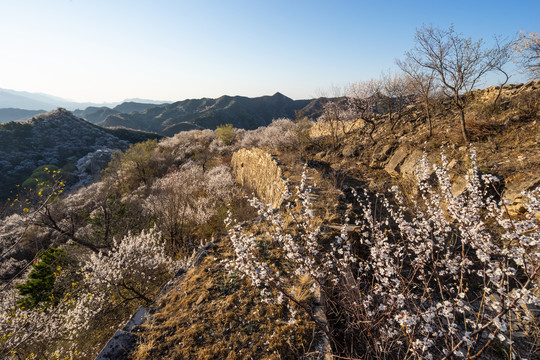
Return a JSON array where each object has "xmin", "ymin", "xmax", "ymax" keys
[
  {"xmin": 104, "ymin": 139, "xmax": 160, "ymax": 193},
  {"xmin": 21, "ymin": 164, "xmax": 62, "ymax": 189},
  {"xmin": 216, "ymin": 123, "xmax": 235, "ymax": 145},
  {"xmin": 16, "ymin": 248, "xmax": 66, "ymax": 309}
]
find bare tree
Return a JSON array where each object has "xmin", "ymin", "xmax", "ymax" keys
[
  {"xmin": 380, "ymin": 72, "xmax": 410, "ymax": 131},
  {"xmin": 397, "ymin": 59, "xmax": 438, "ymax": 136},
  {"xmin": 347, "ymin": 78, "xmax": 382, "ymax": 140},
  {"xmin": 513, "ymin": 31, "xmax": 540, "ymax": 79},
  {"xmin": 406, "ymin": 25, "xmax": 511, "ymax": 143},
  {"xmin": 317, "ymin": 96, "xmax": 354, "ymax": 149}
]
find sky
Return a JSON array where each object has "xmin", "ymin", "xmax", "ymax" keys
[{"xmin": 0, "ymin": 0, "xmax": 538, "ymax": 103}]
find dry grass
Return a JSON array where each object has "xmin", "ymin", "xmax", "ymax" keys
[
  {"xmin": 131, "ymin": 239, "xmax": 318, "ymax": 360},
  {"xmin": 465, "ymin": 116, "xmax": 505, "ymax": 141}
]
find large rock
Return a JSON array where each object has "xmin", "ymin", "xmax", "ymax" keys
[
  {"xmin": 94, "ymin": 307, "xmax": 151, "ymax": 360},
  {"xmin": 503, "ymin": 174, "xmax": 540, "ymax": 203},
  {"xmin": 95, "ymin": 330, "xmax": 138, "ymax": 360},
  {"xmin": 503, "ymin": 174, "xmax": 540, "ymax": 219},
  {"xmin": 123, "ymin": 307, "xmax": 151, "ymax": 332},
  {"xmin": 451, "ymin": 176, "xmax": 469, "ymax": 198},
  {"xmin": 398, "ymin": 149, "xmax": 425, "ymax": 180},
  {"xmin": 73, "ymin": 148, "xmax": 115, "ymax": 187},
  {"xmin": 384, "ymin": 147, "xmax": 410, "ymax": 177}
]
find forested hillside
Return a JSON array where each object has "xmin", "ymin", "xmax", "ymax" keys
[
  {"xmin": 0, "ymin": 109, "xmax": 161, "ymax": 200},
  {"xmin": 98, "ymin": 93, "xmax": 312, "ymax": 135}
]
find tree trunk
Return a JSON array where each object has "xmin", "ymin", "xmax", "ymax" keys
[
  {"xmin": 454, "ymin": 91, "xmax": 469, "ymax": 143},
  {"xmin": 425, "ymin": 101, "xmax": 432, "ymax": 137},
  {"xmin": 459, "ymin": 107, "xmax": 469, "ymax": 143},
  {"xmin": 493, "ymin": 68, "xmax": 509, "ymax": 107}
]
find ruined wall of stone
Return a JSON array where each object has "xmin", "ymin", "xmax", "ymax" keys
[
  {"xmin": 309, "ymin": 119, "xmax": 365, "ymax": 140},
  {"xmin": 231, "ymin": 148, "xmax": 287, "ymax": 209}
]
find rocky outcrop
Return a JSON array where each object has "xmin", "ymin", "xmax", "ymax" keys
[
  {"xmin": 231, "ymin": 148, "xmax": 287, "ymax": 209},
  {"xmin": 383, "ymin": 147, "xmax": 411, "ymax": 178},
  {"xmin": 503, "ymin": 174, "xmax": 540, "ymax": 218},
  {"xmin": 72, "ymin": 148, "xmax": 115, "ymax": 187},
  {"xmin": 95, "ymin": 307, "xmax": 151, "ymax": 360},
  {"xmin": 382, "ymin": 143, "xmax": 539, "ymax": 218},
  {"xmin": 473, "ymin": 80, "xmax": 540, "ymax": 102}
]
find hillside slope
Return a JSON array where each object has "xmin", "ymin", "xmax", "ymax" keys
[
  {"xmin": 131, "ymin": 81, "xmax": 540, "ymax": 359},
  {"xmin": 0, "ymin": 108, "xmax": 160, "ymax": 199}
]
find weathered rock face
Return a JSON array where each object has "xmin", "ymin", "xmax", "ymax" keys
[
  {"xmin": 231, "ymin": 148, "xmax": 287, "ymax": 209},
  {"xmin": 73, "ymin": 148, "xmax": 115, "ymax": 187},
  {"xmin": 95, "ymin": 330, "xmax": 138, "ymax": 360},
  {"xmin": 504, "ymin": 174, "xmax": 540, "ymax": 219},
  {"xmin": 95, "ymin": 306, "xmax": 151, "ymax": 360},
  {"xmin": 384, "ymin": 147, "xmax": 410, "ymax": 178},
  {"xmin": 473, "ymin": 80, "xmax": 540, "ymax": 102}
]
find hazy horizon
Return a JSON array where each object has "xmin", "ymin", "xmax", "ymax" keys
[{"xmin": 1, "ymin": 0, "xmax": 538, "ymax": 103}]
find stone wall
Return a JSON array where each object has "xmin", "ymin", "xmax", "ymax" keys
[
  {"xmin": 231, "ymin": 148, "xmax": 287, "ymax": 209},
  {"xmin": 309, "ymin": 119, "xmax": 365, "ymax": 140}
]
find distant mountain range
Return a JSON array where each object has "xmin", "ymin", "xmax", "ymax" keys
[
  {"xmin": 0, "ymin": 88, "xmax": 168, "ymax": 114},
  {"xmin": 0, "ymin": 108, "xmax": 46, "ymax": 123},
  {"xmin": 0, "ymin": 89, "xmax": 331, "ymax": 136},
  {"xmin": 0, "ymin": 90, "xmax": 335, "ymax": 199},
  {"xmin": 71, "ymin": 102, "xmax": 162, "ymax": 124}
]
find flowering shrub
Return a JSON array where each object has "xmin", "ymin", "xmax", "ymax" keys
[
  {"xmin": 226, "ymin": 153, "xmax": 540, "ymax": 359},
  {"xmin": 143, "ymin": 162, "xmax": 235, "ymax": 253},
  {"xmin": 238, "ymin": 118, "xmax": 298, "ymax": 149},
  {"xmin": 159, "ymin": 129, "xmax": 216, "ymax": 162},
  {"xmin": 0, "ymin": 227, "xmax": 178, "ymax": 359}
]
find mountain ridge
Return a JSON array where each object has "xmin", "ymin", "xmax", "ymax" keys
[{"xmin": 98, "ymin": 93, "xmax": 314, "ymax": 135}]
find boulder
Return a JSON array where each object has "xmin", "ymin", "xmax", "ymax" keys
[
  {"xmin": 384, "ymin": 147, "xmax": 410, "ymax": 177},
  {"xmin": 503, "ymin": 174, "xmax": 540, "ymax": 203},
  {"xmin": 399, "ymin": 149, "xmax": 425, "ymax": 180},
  {"xmin": 451, "ymin": 176, "xmax": 469, "ymax": 198},
  {"xmin": 95, "ymin": 330, "xmax": 138, "ymax": 360}
]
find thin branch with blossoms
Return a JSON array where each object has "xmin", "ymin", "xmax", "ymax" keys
[{"xmin": 225, "ymin": 153, "xmax": 540, "ymax": 359}]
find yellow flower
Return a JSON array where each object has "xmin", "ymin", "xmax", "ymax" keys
[{"xmin": 23, "ymin": 208, "xmax": 29, "ymax": 213}]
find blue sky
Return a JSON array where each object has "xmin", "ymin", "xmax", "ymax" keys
[{"xmin": 0, "ymin": 0, "xmax": 538, "ymax": 102}]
